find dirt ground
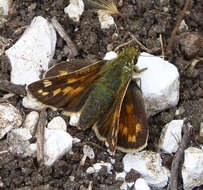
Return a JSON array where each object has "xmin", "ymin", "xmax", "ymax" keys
[{"xmin": 0, "ymin": 0, "xmax": 202, "ymax": 189}]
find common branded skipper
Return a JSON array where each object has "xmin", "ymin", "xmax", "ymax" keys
[{"xmin": 28, "ymin": 47, "xmax": 149, "ymax": 153}]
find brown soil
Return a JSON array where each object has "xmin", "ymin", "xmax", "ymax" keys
[{"xmin": 0, "ymin": 0, "xmax": 202, "ymax": 189}]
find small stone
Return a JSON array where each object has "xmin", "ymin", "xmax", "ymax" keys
[
  {"xmin": 83, "ymin": 145, "xmax": 95, "ymax": 160},
  {"xmin": 44, "ymin": 128, "xmax": 73, "ymax": 166},
  {"xmin": 182, "ymin": 147, "xmax": 203, "ymax": 190},
  {"xmin": 47, "ymin": 116, "xmax": 67, "ymax": 132},
  {"xmin": 0, "ymin": 179, "xmax": 4, "ymax": 188},
  {"xmin": 159, "ymin": 120, "xmax": 184, "ymax": 153},
  {"xmin": 6, "ymin": 16, "xmax": 56, "ymax": 85},
  {"xmin": 107, "ymin": 43, "xmax": 113, "ymax": 51},
  {"xmin": 120, "ymin": 181, "xmax": 134, "ymax": 190},
  {"xmin": 28, "ymin": 3, "xmax": 37, "ymax": 11},
  {"xmin": 69, "ymin": 176, "xmax": 75, "ymax": 181},
  {"xmin": 123, "ymin": 151, "xmax": 170, "ymax": 188},
  {"xmin": 200, "ymin": 122, "xmax": 203, "ymax": 137},
  {"xmin": 103, "ymin": 51, "xmax": 118, "ymax": 61},
  {"xmin": 7, "ymin": 128, "xmax": 36, "ymax": 157},
  {"xmin": 196, "ymin": 88, "xmax": 203, "ymax": 98},
  {"xmin": 22, "ymin": 111, "xmax": 39, "ymax": 134},
  {"xmin": 86, "ymin": 162, "xmax": 112, "ymax": 174},
  {"xmin": 178, "ymin": 20, "xmax": 189, "ymax": 33},
  {"xmin": 72, "ymin": 137, "xmax": 81, "ymax": 144},
  {"xmin": 0, "ymin": 103, "xmax": 22, "ymax": 139},
  {"xmin": 22, "ymin": 94, "xmax": 47, "ymax": 111},
  {"xmin": 116, "ymin": 172, "xmax": 126, "ymax": 181},
  {"xmin": 64, "ymin": 0, "xmax": 84, "ymax": 22},
  {"xmin": 97, "ymin": 10, "xmax": 115, "ymax": 29},
  {"xmin": 179, "ymin": 32, "xmax": 201, "ymax": 59},
  {"xmin": 175, "ymin": 107, "xmax": 185, "ymax": 116},
  {"xmin": 0, "ymin": 0, "xmax": 12, "ymax": 15},
  {"xmin": 199, "ymin": 122, "xmax": 203, "ymax": 148},
  {"xmin": 134, "ymin": 178, "xmax": 151, "ymax": 190},
  {"xmin": 68, "ymin": 112, "xmax": 80, "ymax": 126}
]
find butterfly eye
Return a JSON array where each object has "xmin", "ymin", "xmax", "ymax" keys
[{"xmin": 133, "ymin": 57, "xmax": 138, "ymax": 65}]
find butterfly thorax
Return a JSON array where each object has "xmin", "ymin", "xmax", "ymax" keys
[{"xmin": 118, "ymin": 47, "xmax": 139, "ymax": 64}]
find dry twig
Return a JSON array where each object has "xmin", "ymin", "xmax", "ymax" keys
[
  {"xmin": 169, "ymin": 123, "xmax": 191, "ymax": 190},
  {"xmin": 167, "ymin": 0, "xmax": 191, "ymax": 52},
  {"xmin": 159, "ymin": 34, "xmax": 165, "ymax": 59},
  {"xmin": 114, "ymin": 34, "xmax": 160, "ymax": 54},
  {"xmin": 0, "ymin": 150, "xmax": 8, "ymax": 155},
  {"xmin": 37, "ymin": 108, "xmax": 47, "ymax": 164},
  {"xmin": 51, "ymin": 17, "xmax": 78, "ymax": 58}
]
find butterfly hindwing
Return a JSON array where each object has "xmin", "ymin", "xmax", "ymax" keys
[
  {"xmin": 93, "ymin": 78, "xmax": 131, "ymax": 153},
  {"xmin": 116, "ymin": 81, "xmax": 149, "ymax": 152},
  {"xmin": 28, "ymin": 60, "xmax": 106, "ymax": 113}
]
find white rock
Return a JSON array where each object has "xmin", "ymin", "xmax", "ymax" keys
[
  {"xmin": 22, "ymin": 94, "xmax": 47, "ymax": 111},
  {"xmin": 134, "ymin": 52, "xmax": 179, "ymax": 116},
  {"xmin": 27, "ymin": 143, "xmax": 37, "ymax": 155},
  {"xmin": 123, "ymin": 151, "xmax": 170, "ymax": 188},
  {"xmin": 64, "ymin": 0, "xmax": 84, "ymax": 22},
  {"xmin": 0, "ymin": 179, "xmax": 4, "ymax": 188},
  {"xmin": 159, "ymin": 120, "xmax": 184, "ymax": 153},
  {"xmin": 134, "ymin": 178, "xmax": 151, "ymax": 190},
  {"xmin": 97, "ymin": 10, "xmax": 115, "ymax": 29},
  {"xmin": 103, "ymin": 51, "xmax": 118, "ymax": 60},
  {"xmin": 0, "ymin": 103, "xmax": 22, "ymax": 139},
  {"xmin": 6, "ymin": 16, "xmax": 56, "ymax": 85},
  {"xmin": 83, "ymin": 145, "xmax": 95, "ymax": 160},
  {"xmin": 178, "ymin": 20, "xmax": 188, "ymax": 33},
  {"xmin": 22, "ymin": 111, "xmax": 39, "ymax": 134},
  {"xmin": 200, "ymin": 122, "xmax": 203, "ymax": 137},
  {"xmin": 0, "ymin": 0, "xmax": 12, "ymax": 15},
  {"xmin": 110, "ymin": 158, "xmax": 115, "ymax": 164},
  {"xmin": 200, "ymin": 123, "xmax": 203, "ymax": 149},
  {"xmin": 72, "ymin": 137, "xmax": 81, "ymax": 144},
  {"xmin": 175, "ymin": 107, "xmax": 185, "ymax": 116},
  {"xmin": 116, "ymin": 172, "xmax": 126, "ymax": 181},
  {"xmin": 120, "ymin": 182, "xmax": 134, "ymax": 190},
  {"xmin": 9, "ymin": 128, "xmax": 32, "ymax": 141},
  {"xmin": 7, "ymin": 128, "xmax": 36, "ymax": 157},
  {"xmin": 47, "ymin": 116, "xmax": 67, "ymax": 132},
  {"xmin": 182, "ymin": 147, "xmax": 203, "ymax": 190},
  {"xmin": 68, "ymin": 112, "xmax": 80, "ymax": 126},
  {"xmin": 86, "ymin": 162, "xmax": 112, "ymax": 174},
  {"xmin": 120, "ymin": 182, "xmax": 128, "ymax": 190},
  {"xmin": 44, "ymin": 128, "xmax": 73, "ymax": 166}
]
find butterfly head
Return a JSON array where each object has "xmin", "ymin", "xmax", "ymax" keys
[{"xmin": 119, "ymin": 47, "xmax": 140, "ymax": 65}]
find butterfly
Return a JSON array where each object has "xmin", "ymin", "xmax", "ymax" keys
[{"xmin": 27, "ymin": 47, "xmax": 149, "ymax": 153}]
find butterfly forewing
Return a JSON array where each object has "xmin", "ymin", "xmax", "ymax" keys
[
  {"xmin": 28, "ymin": 60, "xmax": 106, "ymax": 112},
  {"xmin": 116, "ymin": 81, "xmax": 149, "ymax": 152},
  {"xmin": 44, "ymin": 59, "xmax": 95, "ymax": 78}
]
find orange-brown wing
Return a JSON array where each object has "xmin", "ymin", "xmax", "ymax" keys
[
  {"xmin": 28, "ymin": 60, "xmax": 106, "ymax": 113},
  {"xmin": 44, "ymin": 59, "xmax": 95, "ymax": 78},
  {"xmin": 93, "ymin": 78, "xmax": 131, "ymax": 153},
  {"xmin": 116, "ymin": 81, "xmax": 149, "ymax": 152}
]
